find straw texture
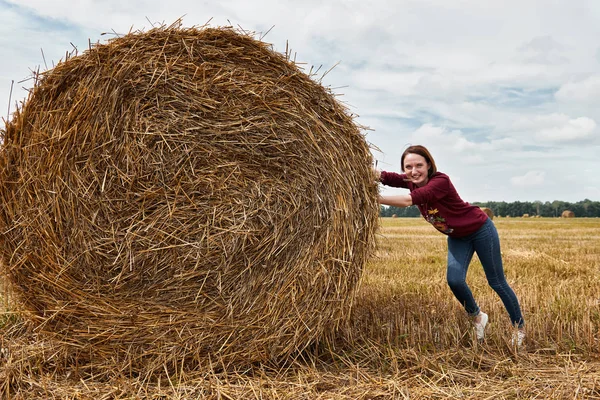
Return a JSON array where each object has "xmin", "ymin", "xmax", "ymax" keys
[
  {"xmin": 480, "ymin": 207, "xmax": 494, "ymax": 220},
  {"xmin": 0, "ymin": 23, "xmax": 378, "ymax": 372}
]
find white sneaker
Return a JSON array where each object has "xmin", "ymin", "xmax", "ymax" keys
[
  {"xmin": 473, "ymin": 312, "xmax": 488, "ymax": 341},
  {"xmin": 512, "ymin": 330, "xmax": 526, "ymax": 347}
]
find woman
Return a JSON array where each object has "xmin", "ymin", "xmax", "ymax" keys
[{"xmin": 376, "ymin": 145, "xmax": 525, "ymax": 346}]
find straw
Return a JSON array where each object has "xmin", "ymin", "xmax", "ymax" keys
[{"xmin": 0, "ymin": 22, "xmax": 379, "ymax": 376}]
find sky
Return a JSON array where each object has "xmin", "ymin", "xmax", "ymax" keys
[{"xmin": 1, "ymin": 0, "xmax": 599, "ymax": 203}]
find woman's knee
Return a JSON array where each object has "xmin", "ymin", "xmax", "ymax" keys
[
  {"xmin": 488, "ymin": 277, "xmax": 509, "ymax": 292},
  {"xmin": 447, "ymin": 275, "xmax": 467, "ymax": 290}
]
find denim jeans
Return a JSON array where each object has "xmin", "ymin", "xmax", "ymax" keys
[{"xmin": 446, "ymin": 218, "xmax": 524, "ymax": 328}]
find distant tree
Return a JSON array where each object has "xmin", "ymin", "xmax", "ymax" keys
[
  {"xmin": 379, "ymin": 205, "xmax": 420, "ymax": 217},
  {"xmin": 461, "ymin": 200, "xmax": 600, "ymax": 218},
  {"xmin": 382, "ymin": 200, "xmax": 600, "ymax": 218},
  {"xmin": 534, "ymin": 201, "xmax": 542, "ymax": 216}
]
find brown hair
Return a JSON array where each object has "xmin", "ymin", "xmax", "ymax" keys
[{"xmin": 401, "ymin": 145, "xmax": 437, "ymax": 178}]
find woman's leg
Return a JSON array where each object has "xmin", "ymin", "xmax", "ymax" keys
[
  {"xmin": 446, "ymin": 236, "xmax": 479, "ymax": 316},
  {"xmin": 473, "ymin": 219, "xmax": 524, "ymax": 328}
]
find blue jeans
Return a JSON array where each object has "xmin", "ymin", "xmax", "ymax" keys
[{"xmin": 446, "ymin": 218, "xmax": 524, "ymax": 328}]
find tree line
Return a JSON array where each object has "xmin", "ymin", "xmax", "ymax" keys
[{"xmin": 380, "ymin": 199, "xmax": 600, "ymax": 218}]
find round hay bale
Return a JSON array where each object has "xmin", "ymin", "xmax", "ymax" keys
[
  {"xmin": 391, "ymin": 214, "xmax": 397, "ymax": 218},
  {"xmin": 0, "ymin": 24, "xmax": 378, "ymax": 371},
  {"xmin": 522, "ymin": 213, "xmax": 530, "ymax": 218},
  {"xmin": 480, "ymin": 207, "xmax": 494, "ymax": 220},
  {"xmin": 561, "ymin": 210, "xmax": 575, "ymax": 218}
]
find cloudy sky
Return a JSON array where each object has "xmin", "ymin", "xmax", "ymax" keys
[{"xmin": 1, "ymin": 0, "xmax": 599, "ymax": 202}]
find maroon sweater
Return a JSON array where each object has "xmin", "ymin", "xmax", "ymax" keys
[{"xmin": 380, "ymin": 171, "xmax": 488, "ymax": 237}]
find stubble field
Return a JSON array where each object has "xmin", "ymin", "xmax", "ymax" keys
[{"xmin": 1, "ymin": 217, "xmax": 599, "ymax": 399}]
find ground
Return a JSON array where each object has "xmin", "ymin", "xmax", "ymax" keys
[{"xmin": 1, "ymin": 217, "xmax": 599, "ymax": 399}]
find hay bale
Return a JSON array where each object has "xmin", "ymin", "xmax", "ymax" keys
[
  {"xmin": 561, "ymin": 210, "xmax": 575, "ymax": 218},
  {"xmin": 522, "ymin": 214, "xmax": 530, "ymax": 218},
  {"xmin": 0, "ymin": 24, "xmax": 378, "ymax": 372},
  {"xmin": 391, "ymin": 214, "xmax": 397, "ymax": 218},
  {"xmin": 480, "ymin": 207, "xmax": 494, "ymax": 220}
]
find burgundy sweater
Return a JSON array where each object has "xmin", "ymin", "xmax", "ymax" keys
[{"xmin": 380, "ymin": 171, "xmax": 488, "ymax": 237}]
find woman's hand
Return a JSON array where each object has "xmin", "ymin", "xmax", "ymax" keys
[{"xmin": 373, "ymin": 168, "xmax": 381, "ymax": 182}]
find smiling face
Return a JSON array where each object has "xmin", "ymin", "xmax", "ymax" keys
[{"xmin": 403, "ymin": 153, "xmax": 431, "ymax": 187}]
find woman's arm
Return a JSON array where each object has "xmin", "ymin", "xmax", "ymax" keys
[
  {"xmin": 379, "ymin": 194, "xmax": 413, "ymax": 208},
  {"xmin": 378, "ymin": 171, "xmax": 410, "ymax": 188}
]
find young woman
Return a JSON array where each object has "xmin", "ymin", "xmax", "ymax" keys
[{"xmin": 376, "ymin": 145, "xmax": 525, "ymax": 346}]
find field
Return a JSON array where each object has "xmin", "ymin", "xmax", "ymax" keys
[{"xmin": 1, "ymin": 217, "xmax": 599, "ymax": 399}]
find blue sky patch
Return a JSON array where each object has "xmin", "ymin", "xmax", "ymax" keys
[{"xmin": 469, "ymin": 86, "xmax": 558, "ymax": 109}]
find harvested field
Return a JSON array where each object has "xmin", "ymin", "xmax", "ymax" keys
[{"xmin": 2, "ymin": 217, "xmax": 599, "ymax": 398}]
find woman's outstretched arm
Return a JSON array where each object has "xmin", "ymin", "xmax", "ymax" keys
[{"xmin": 379, "ymin": 194, "xmax": 413, "ymax": 208}]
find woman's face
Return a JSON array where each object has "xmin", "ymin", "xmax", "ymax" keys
[{"xmin": 403, "ymin": 153, "xmax": 430, "ymax": 187}]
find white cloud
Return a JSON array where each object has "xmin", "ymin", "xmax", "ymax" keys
[
  {"xmin": 537, "ymin": 117, "xmax": 596, "ymax": 142},
  {"xmin": 512, "ymin": 114, "xmax": 597, "ymax": 143},
  {"xmin": 412, "ymin": 124, "xmax": 480, "ymax": 153},
  {"xmin": 555, "ymin": 75, "xmax": 600, "ymax": 103},
  {"xmin": 410, "ymin": 124, "xmax": 519, "ymax": 154},
  {"xmin": 517, "ymin": 36, "xmax": 569, "ymax": 65},
  {"xmin": 350, "ymin": 69, "xmax": 423, "ymax": 95},
  {"xmin": 510, "ymin": 171, "xmax": 546, "ymax": 187}
]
